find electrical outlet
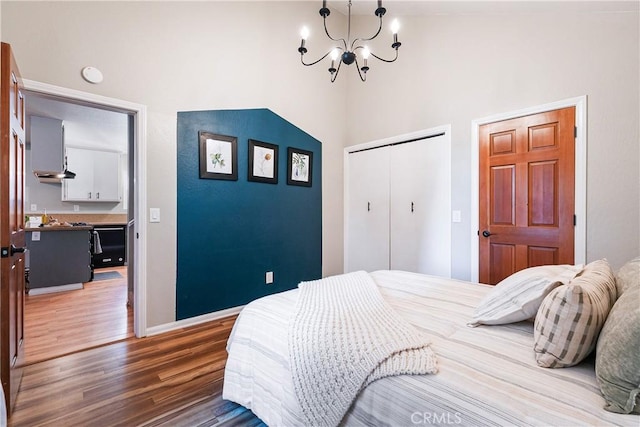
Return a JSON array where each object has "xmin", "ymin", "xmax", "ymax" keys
[
  {"xmin": 74, "ymin": 205, "xmax": 80, "ymax": 212},
  {"xmin": 265, "ymin": 271, "xmax": 274, "ymax": 284},
  {"xmin": 30, "ymin": 204, "xmax": 37, "ymax": 212}
]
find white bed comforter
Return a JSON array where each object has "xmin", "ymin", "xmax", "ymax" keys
[{"xmin": 223, "ymin": 270, "xmax": 639, "ymax": 426}]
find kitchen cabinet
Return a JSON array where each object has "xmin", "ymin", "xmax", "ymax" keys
[
  {"xmin": 26, "ymin": 227, "xmax": 92, "ymax": 292},
  {"xmin": 62, "ymin": 147, "xmax": 121, "ymax": 202},
  {"xmin": 345, "ymin": 134, "xmax": 451, "ymax": 276}
]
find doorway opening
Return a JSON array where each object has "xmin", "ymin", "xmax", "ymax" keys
[{"xmin": 21, "ymin": 80, "xmax": 147, "ymax": 364}]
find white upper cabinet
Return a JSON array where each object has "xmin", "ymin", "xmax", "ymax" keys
[{"xmin": 63, "ymin": 147, "xmax": 121, "ymax": 202}]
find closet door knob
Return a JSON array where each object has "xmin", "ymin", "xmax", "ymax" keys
[
  {"xmin": 482, "ymin": 230, "xmax": 492, "ymax": 238},
  {"xmin": 367, "ymin": 202, "xmax": 371, "ymax": 212},
  {"xmin": 411, "ymin": 202, "xmax": 414, "ymax": 213}
]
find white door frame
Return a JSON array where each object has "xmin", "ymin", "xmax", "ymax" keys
[
  {"xmin": 470, "ymin": 96, "xmax": 587, "ymax": 282},
  {"xmin": 23, "ymin": 79, "xmax": 148, "ymax": 336},
  {"xmin": 344, "ymin": 124, "xmax": 452, "ymax": 275}
]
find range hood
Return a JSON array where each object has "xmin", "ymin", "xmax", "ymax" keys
[
  {"xmin": 34, "ymin": 168, "xmax": 76, "ymax": 183},
  {"xmin": 30, "ymin": 116, "xmax": 76, "ymax": 183}
]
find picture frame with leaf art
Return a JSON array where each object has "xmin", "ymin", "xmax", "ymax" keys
[
  {"xmin": 199, "ymin": 131, "xmax": 238, "ymax": 180},
  {"xmin": 248, "ymin": 139, "xmax": 278, "ymax": 184},
  {"xmin": 287, "ymin": 147, "xmax": 313, "ymax": 187}
]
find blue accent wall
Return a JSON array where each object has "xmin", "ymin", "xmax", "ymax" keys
[{"xmin": 176, "ymin": 109, "xmax": 322, "ymax": 319}]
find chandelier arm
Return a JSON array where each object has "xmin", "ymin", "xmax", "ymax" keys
[
  {"xmin": 330, "ymin": 60, "xmax": 343, "ymax": 83},
  {"xmin": 350, "ymin": 17, "xmax": 384, "ymax": 50},
  {"xmin": 323, "ymin": 16, "xmax": 347, "ymax": 47},
  {"xmin": 354, "ymin": 57, "xmax": 367, "ymax": 82},
  {"xmin": 300, "ymin": 49, "xmax": 336, "ymax": 67},
  {"xmin": 369, "ymin": 49, "xmax": 399, "ymax": 64}
]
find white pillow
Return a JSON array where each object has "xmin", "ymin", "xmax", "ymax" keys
[{"xmin": 468, "ymin": 264, "xmax": 583, "ymax": 327}]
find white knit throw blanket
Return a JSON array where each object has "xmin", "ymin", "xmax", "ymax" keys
[{"xmin": 288, "ymin": 271, "xmax": 437, "ymax": 427}]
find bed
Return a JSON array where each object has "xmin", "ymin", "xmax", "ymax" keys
[{"xmin": 223, "ymin": 264, "xmax": 639, "ymax": 426}]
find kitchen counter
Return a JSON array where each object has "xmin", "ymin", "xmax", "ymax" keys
[
  {"xmin": 26, "ymin": 228, "xmax": 92, "ymax": 294},
  {"xmin": 26, "ymin": 225, "xmax": 94, "ymax": 232}
]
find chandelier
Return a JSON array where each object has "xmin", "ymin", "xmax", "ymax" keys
[{"xmin": 298, "ymin": 0, "xmax": 401, "ymax": 82}]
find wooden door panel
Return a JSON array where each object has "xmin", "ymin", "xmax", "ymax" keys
[
  {"xmin": 490, "ymin": 243, "xmax": 516, "ymax": 284},
  {"xmin": 491, "ymin": 130, "xmax": 516, "ymax": 155},
  {"xmin": 1, "ymin": 42, "xmax": 25, "ymax": 415},
  {"xmin": 491, "ymin": 165, "xmax": 515, "ymax": 225},
  {"xmin": 480, "ymin": 106, "xmax": 575, "ymax": 284},
  {"xmin": 528, "ymin": 246, "xmax": 558, "ymax": 266},
  {"xmin": 529, "ymin": 160, "xmax": 557, "ymax": 226}
]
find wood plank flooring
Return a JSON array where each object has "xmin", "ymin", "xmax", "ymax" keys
[
  {"xmin": 23, "ymin": 266, "xmax": 133, "ymax": 365},
  {"xmin": 9, "ymin": 316, "xmax": 265, "ymax": 426}
]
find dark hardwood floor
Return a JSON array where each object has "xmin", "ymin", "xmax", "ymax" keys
[{"xmin": 10, "ymin": 315, "xmax": 265, "ymax": 426}]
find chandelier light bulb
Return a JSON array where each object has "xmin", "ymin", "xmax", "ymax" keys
[
  {"xmin": 391, "ymin": 19, "xmax": 400, "ymax": 34},
  {"xmin": 300, "ymin": 26, "xmax": 310, "ymax": 40},
  {"xmin": 362, "ymin": 46, "xmax": 371, "ymax": 60},
  {"xmin": 331, "ymin": 49, "xmax": 340, "ymax": 61}
]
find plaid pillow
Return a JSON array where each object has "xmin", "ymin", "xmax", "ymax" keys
[{"xmin": 534, "ymin": 259, "xmax": 617, "ymax": 368}]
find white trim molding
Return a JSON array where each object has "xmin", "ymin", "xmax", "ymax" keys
[
  {"xmin": 23, "ymin": 79, "xmax": 149, "ymax": 337},
  {"xmin": 145, "ymin": 305, "xmax": 244, "ymax": 337},
  {"xmin": 470, "ymin": 96, "xmax": 587, "ymax": 282}
]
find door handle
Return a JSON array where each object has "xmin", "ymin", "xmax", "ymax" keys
[
  {"xmin": 10, "ymin": 244, "xmax": 26, "ymax": 255},
  {"xmin": 367, "ymin": 202, "xmax": 370, "ymax": 212},
  {"xmin": 411, "ymin": 202, "xmax": 414, "ymax": 213},
  {"xmin": 482, "ymin": 230, "xmax": 492, "ymax": 238}
]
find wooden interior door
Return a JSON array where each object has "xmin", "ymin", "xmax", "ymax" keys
[
  {"xmin": 0, "ymin": 42, "xmax": 26, "ymax": 414},
  {"xmin": 345, "ymin": 146, "xmax": 390, "ymax": 273},
  {"xmin": 479, "ymin": 107, "xmax": 575, "ymax": 284}
]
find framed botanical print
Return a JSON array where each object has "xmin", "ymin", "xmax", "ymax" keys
[
  {"xmin": 248, "ymin": 139, "xmax": 278, "ymax": 184},
  {"xmin": 287, "ymin": 147, "xmax": 313, "ymax": 187},
  {"xmin": 199, "ymin": 131, "xmax": 238, "ymax": 180}
]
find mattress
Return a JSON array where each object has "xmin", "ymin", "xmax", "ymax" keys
[{"xmin": 223, "ymin": 270, "xmax": 638, "ymax": 426}]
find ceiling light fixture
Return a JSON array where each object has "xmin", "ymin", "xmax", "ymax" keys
[{"xmin": 298, "ymin": 0, "xmax": 401, "ymax": 82}]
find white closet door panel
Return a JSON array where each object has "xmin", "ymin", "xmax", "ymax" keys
[
  {"xmin": 346, "ymin": 147, "xmax": 390, "ymax": 273},
  {"xmin": 390, "ymin": 136, "xmax": 451, "ymax": 276}
]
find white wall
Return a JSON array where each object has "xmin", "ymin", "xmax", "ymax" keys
[
  {"xmin": 1, "ymin": 1, "xmax": 348, "ymax": 328},
  {"xmin": 2, "ymin": 2, "xmax": 638, "ymax": 327},
  {"xmin": 346, "ymin": 5, "xmax": 639, "ymax": 276}
]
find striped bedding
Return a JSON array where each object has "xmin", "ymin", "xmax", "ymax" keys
[{"xmin": 223, "ymin": 270, "xmax": 638, "ymax": 426}]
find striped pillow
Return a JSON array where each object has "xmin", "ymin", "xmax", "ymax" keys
[
  {"xmin": 534, "ymin": 259, "xmax": 618, "ymax": 368},
  {"xmin": 467, "ymin": 264, "xmax": 583, "ymax": 327}
]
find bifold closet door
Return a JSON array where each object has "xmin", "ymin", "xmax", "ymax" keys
[
  {"xmin": 345, "ymin": 146, "xmax": 390, "ymax": 273},
  {"xmin": 390, "ymin": 135, "xmax": 451, "ymax": 276}
]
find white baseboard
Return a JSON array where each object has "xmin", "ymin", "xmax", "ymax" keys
[
  {"xmin": 28, "ymin": 283, "xmax": 83, "ymax": 295},
  {"xmin": 144, "ymin": 305, "xmax": 245, "ymax": 337}
]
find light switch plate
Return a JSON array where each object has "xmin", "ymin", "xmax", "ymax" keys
[
  {"xmin": 452, "ymin": 210, "xmax": 462, "ymax": 223},
  {"xmin": 150, "ymin": 208, "xmax": 161, "ymax": 223},
  {"xmin": 266, "ymin": 271, "xmax": 274, "ymax": 284}
]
